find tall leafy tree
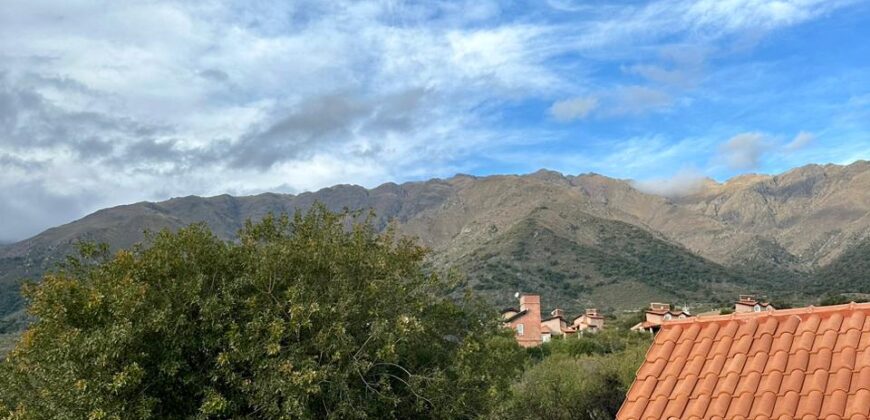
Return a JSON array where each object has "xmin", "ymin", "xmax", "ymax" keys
[{"xmin": 0, "ymin": 205, "xmax": 523, "ymax": 419}]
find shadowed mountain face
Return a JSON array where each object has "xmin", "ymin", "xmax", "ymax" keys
[{"xmin": 2, "ymin": 161, "xmax": 869, "ymax": 330}]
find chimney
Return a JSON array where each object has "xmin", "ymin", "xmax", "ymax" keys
[
  {"xmin": 520, "ymin": 294, "xmax": 541, "ymax": 314},
  {"xmin": 517, "ymin": 294, "xmax": 542, "ymax": 347},
  {"xmin": 551, "ymin": 308, "xmax": 564, "ymax": 318}
]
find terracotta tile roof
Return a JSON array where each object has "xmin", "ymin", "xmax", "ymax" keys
[{"xmin": 617, "ymin": 302, "xmax": 870, "ymax": 420}]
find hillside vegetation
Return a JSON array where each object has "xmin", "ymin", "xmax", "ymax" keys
[{"xmin": 2, "ymin": 161, "xmax": 870, "ymax": 331}]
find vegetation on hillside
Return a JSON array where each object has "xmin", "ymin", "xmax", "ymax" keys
[
  {"xmin": 463, "ymin": 212, "xmax": 753, "ymax": 313},
  {"xmin": 813, "ymin": 237, "xmax": 870, "ymax": 294}
]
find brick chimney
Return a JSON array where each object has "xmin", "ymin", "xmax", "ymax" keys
[
  {"xmin": 551, "ymin": 308, "xmax": 565, "ymax": 318},
  {"xmin": 517, "ymin": 294, "xmax": 542, "ymax": 347}
]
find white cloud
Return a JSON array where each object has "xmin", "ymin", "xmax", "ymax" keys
[
  {"xmin": 550, "ymin": 96, "xmax": 599, "ymax": 121},
  {"xmin": 608, "ymin": 86, "xmax": 673, "ymax": 115},
  {"xmin": 718, "ymin": 132, "xmax": 768, "ymax": 170},
  {"xmin": 784, "ymin": 131, "xmax": 815, "ymax": 152},
  {"xmin": 632, "ymin": 167, "xmax": 710, "ymax": 197},
  {"xmin": 0, "ymin": 0, "xmax": 861, "ymax": 240}
]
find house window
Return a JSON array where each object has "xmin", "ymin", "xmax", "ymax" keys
[
  {"xmin": 516, "ymin": 324, "xmax": 524, "ymax": 336},
  {"xmin": 663, "ymin": 314, "xmax": 672, "ymax": 321},
  {"xmin": 754, "ymin": 304, "xmax": 761, "ymax": 312}
]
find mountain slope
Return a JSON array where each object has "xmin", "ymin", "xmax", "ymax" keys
[{"xmin": 2, "ymin": 161, "xmax": 870, "ymax": 331}]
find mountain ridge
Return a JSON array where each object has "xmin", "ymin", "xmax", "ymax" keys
[{"xmin": 2, "ymin": 161, "xmax": 869, "ymax": 330}]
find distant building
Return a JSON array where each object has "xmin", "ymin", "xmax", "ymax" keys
[
  {"xmin": 572, "ymin": 308, "xmax": 605, "ymax": 333},
  {"xmin": 630, "ymin": 302, "xmax": 691, "ymax": 333},
  {"xmin": 735, "ymin": 294, "xmax": 775, "ymax": 313},
  {"xmin": 501, "ymin": 294, "xmax": 543, "ymax": 347},
  {"xmin": 541, "ymin": 308, "xmax": 571, "ymax": 342},
  {"xmin": 501, "ymin": 295, "xmax": 607, "ymax": 346}
]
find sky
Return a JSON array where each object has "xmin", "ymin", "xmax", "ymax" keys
[{"xmin": 1, "ymin": 0, "xmax": 869, "ymax": 242}]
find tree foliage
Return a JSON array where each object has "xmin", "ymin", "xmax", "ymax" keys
[
  {"xmin": 495, "ymin": 330, "xmax": 649, "ymax": 420},
  {"xmin": 0, "ymin": 205, "xmax": 523, "ymax": 419}
]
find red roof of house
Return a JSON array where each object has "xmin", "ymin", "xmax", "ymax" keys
[{"xmin": 617, "ymin": 302, "xmax": 870, "ymax": 420}]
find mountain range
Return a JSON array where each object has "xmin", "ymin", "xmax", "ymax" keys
[{"xmin": 2, "ymin": 161, "xmax": 870, "ymax": 331}]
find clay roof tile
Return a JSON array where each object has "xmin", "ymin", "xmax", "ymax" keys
[
  {"xmin": 697, "ymin": 321, "xmax": 720, "ymax": 340},
  {"xmin": 844, "ymin": 311, "xmax": 866, "ymax": 331},
  {"xmin": 621, "ymin": 396, "xmax": 648, "ymax": 420},
  {"xmin": 629, "ymin": 376, "xmax": 657, "ymax": 402},
  {"xmin": 770, "ymin": 332, "xmax": 795, "ymax": 353},
  {"xmin": 794, "ymin": 390, "xmax": 824, "ymax": 418},
  {"xmin": 801, "ymin": 369, "xmax": 829, "ymax": 395},
  {"xmin": 736, "ymin": 318, "xmax": 759, "ymax": 339},
  {"xmin": 677, "ymin": 323, "xmax": 701, "ymax": 344},
  {"xmin": 717, "ymin": 320, "xmax": 740, "ymax": 340},
  {"xmin": 671, "ymin": 339, "xmax": 694, "ymax": 360},
  {"xmin": 786, "ymin": 349, "xmax": 810, "ymax": 373},
  {"xmin": 641, "ymin": 395, "xmax": 668, "ymax": 419},
  {"xmin": 820, "ymin": 389, "xmax": 848, "ymax": 418},
  {"xmin": 832, "ymin": 347, "xmax": 858, "ymax": 371},
  {"xmin": 796, "ymin": 314, "xmax": 822, "ymax": 335},
  {"xmin": 765, "ymin": 350, "xmax": 790, "ymax": 374},
  {"xmin": 658, "ymin": 324, "xmax": 683, "ymax": 344},
  {"xmin": 807, "ymin": 348, "xmax": 834, "ymax": 372},
  {"xmin": 778, "ymin": 315, "xmax": 802, "ymax": 335},
  {"xmin": 771, "ymin": 390, "xmax": 800, "ymax": 418},
  {"xmin": 780, "ymin": 370, "xmax": 807, "ymax": 395},
  {"xmin": 756, "ymin": 316, "xmax": 779, "ymax": 338},
  {"xmin": 699, "ymin": 354, "xmax": 727, "ymax": 377},
  {"xmin": 845, "ymin": 388, "xmax": 870, "ymax": 417},
  {"xmin": 706, "ymin": 392, "xmax": 732, "ymax": 418},
  {"xmin": 750, "ymin": 334, "xmax": 775, "ymax": 356},
  {"xmin": 758, "ymin": 371, "xmax": 784, "ymax": 394},
  {"xmin": 735, "ymin": 371, "xmax": 762, "ymax": 395},
  {"xmin": 692, "ymin": 372, "xmax": 719, "ymax": 398},
  {"xmin": 813, "ymin": 330, "xmax": 840, "ymax": 353},
  {"xmin": 851, "ymin": 365, "xmax": 870, "ymax": 393},
  {"xmin": 681, "ymin": 355, "xmax": 706, "ymax": 378},
  {"xmin": 682, "ymin": 394, "xmax": 711, "ymax": 418},
  {"xmin": 836, "ymin": 329, "xmax": 862, "ymax": 352},
  {"xmin": 749, "ymin": 391, "xmax": 778, "ymax": 418},
  {"xmin": 726, "ymin": 391, "xmax": 755, "ymax": 418},
  {"xmin": 819, "ymin": 312, "xmax": 844, "ymax": 334},
  {"xmin": 662, "ymin": 393, "xmax": 689, "ymax": 419},
  {"xmin": 651, "ymin": 375, "xmax": 678, "ymax": 399},
  {"xmin": 729, "ymin": 334, "xmax": 754, "ymax": 357},
  {"xmin": 746, "ymin": 352, "xmax": 769, "ymax": 374},
  {"xmin": 828, "ymin": 367, "xmax": 854, "ymax": 394},
  {"xmin": 793, "ymin": 331, "xmax": 817, "ymax": 353},
  {"xmin": 617, "ymin": 304, "xmax": 870, "ymax": 420}
]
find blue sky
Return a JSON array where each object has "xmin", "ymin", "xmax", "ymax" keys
[{"xmin": 1, "ymin": 0, "xmax": 869, "ymax": 241}]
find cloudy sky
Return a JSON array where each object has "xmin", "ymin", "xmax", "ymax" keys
[{"xmin": 1, "ymin": 0, "xmax": 869, "ymax": 242}]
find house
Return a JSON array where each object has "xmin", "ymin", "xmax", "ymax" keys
[
  {"xmin": 617, "ymin": 301, "xmax": 870, "ymax": 419},
  {"xmin": 573, "ymin": 308, "xmax": 605, "ymax": 333},
  {"xmin": 501, "ymin": 294, "xmax": 542, "ymax": 347},
  {"xmin": 541, "ymin": 308, "xmax": 572, "ymax": 342},
  {"xmin": 735, "ymin": 294, "xmax": 776, "ymax": 313},
  {"xmin": 501, "ymin": 294, "xmax": 607, "ymax": 346},
  {"xmin": 630, "ymin": 302, "xmax": 692, "ymax": 333}
]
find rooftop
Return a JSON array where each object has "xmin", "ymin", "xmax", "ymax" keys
[{"xmin": 617, "ymin": 302, "xmax": 870, "ymax": 420}]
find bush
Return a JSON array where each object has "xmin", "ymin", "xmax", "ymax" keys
[
  {"xmin": 496, "ymin": 341, "xmax": 647, "ymax": 420},
  {"xmin": 0, "ymin": 206, "xmax": 524, "ymax": 419}
]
